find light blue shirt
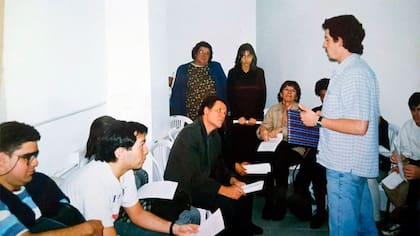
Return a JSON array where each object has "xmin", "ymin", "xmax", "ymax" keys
[{"xmin": 317, "ymin": 54, "xmax": 380, "ymax": 178}]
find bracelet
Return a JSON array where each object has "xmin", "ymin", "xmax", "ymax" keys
[{"xmin": 169, "ymin": 221, "xmax": 175, "ymax": 235}]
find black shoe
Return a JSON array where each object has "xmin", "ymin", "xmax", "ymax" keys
[
  {"xmin": 310, "ymin": 211, "xmax": 327, "ymax": 229},
  {"xmin": 271, "ymin": 207, "xmax": 286, "ymax": 221},
  {"xmin": 250, "ymin": 223, "xmax": 263, "ymax": 235}
]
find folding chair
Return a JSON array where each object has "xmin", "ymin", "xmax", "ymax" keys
[
  {"xmin": 148, "ymin": 139, "xmax": 173, "ymax": 182},
  {"xmin": 169, "ymin": 115, "xmax": 193, "ymax": 129}
]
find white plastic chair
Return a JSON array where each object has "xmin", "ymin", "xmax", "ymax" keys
[
  {"xmin": 148, "ymin": 139, "xmax": 173, "ymax": 182},
  {"xmin": 168, "ymin": 126, "xmax": 184, "ymax": 142},
  {"xmin": 169, "ymin": 115, "xmax": 193, "ymax": 129}
]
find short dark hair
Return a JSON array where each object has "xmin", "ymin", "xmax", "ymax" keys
[
  {"xmin": 322, "ymin": 15, "xmax": 365, "ymax": 54},
  {"xmin": 96, "ymin": 120, "xmax": 148, "ymax": 163},
  {"xmin": 277, "ymin": 80, "xmax": 301, "ymax": 103},
  {"xmin": 198, "ymin": 95, "xmax": 226, "ymax": 116},
  {"xmin": 234, "ymin": 43, "xmax": 257, "ymax": 70},
  {"xmin": 315, "ymin": 78, "xmax": 330, "ymax": 96},
  {"xmin": 191, "ymin": 41, "xmax": 213, "ymax": 61},
  {"xmin": 85, "ymin": 115, "xmax": 116, "ymax": 159},
  {"xmin": 0, "ymin": 121, "xmax": 40, "ymax": 155},
  {"xmin": 408, "ymin": 92, "xmax": 420, "ymax": 111}
]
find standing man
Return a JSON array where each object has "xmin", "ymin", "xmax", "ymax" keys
[{"xmin": 300, "ymin": 15, "xmax": 380, "ymax": 235}]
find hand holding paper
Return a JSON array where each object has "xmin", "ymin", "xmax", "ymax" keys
[
  {"xmin": 241, "ymin": 180, "xmax": 264, "ymax": 194},
  {"xmin": 193, "ymin": 209, "xmax": 225, "ymax": 236},
  {"xmin": 257, "ymin": 133, "xmax": 283, "ymax": 152}
]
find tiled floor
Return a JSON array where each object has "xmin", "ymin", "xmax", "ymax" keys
[{"xmin": 252, "ymin": 194, "xmax": 329, "ymax": 236}]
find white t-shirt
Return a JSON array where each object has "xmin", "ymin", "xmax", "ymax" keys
[
  {"xmin": 61, "ymin": 160, "xmax": 138, "ymax": 227},
  {"xmin": 395, "ymin": 119, "xmax": 420, "ymax": 161}
]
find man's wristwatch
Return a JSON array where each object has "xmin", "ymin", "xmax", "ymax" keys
[{"xmin": 316, "ymin": 116, "xmax": 323, "ymax": 128}]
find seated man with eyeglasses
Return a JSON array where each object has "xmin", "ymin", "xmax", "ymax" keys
[{"xmin": 0, "ymin": 121, "xmax": 104, "ymax": 236}]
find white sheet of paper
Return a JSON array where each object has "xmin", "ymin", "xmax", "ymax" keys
[
  {"xmin": 396, "ymin": 154, "xmax": 408, "ymax": 182},
  {"xmin": 381, "ymin": 172, "xmax": 404, "ymax": 190},
  {"xmin": 233, "ymin": 120, "xmax": 262, "ymax": 125},
  {"xmin": 257, "ymin": 133, "xmax": 283, "ymax": 152},
  {"xmin": 244, "ymin": 163, "xmax": 271, "ymax": 174},
  {"xmin": 137, "ymin": 181, "xmax": 177, "ymax": 200},
  {"xmin": 242, "ymin": 180, "xmax": 264, "ymax": 194},
  {"xmin": 194, "ymin": 208, "xmax": 225, "ymax": 236}
]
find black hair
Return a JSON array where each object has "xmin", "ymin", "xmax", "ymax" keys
[
  {"xmin": 322, "ymin": 15, "xmax": 365, "ymax": 54},
  {"xmin": 191, "ymin": 41, "xmax": 213, "ymax": 62},
  {"xmin": 315, "ymin": 78, "xmax": 330, "ymax": 96},
  {"xmin": 0, "ymin": 121, "xmax": 40, "ymax": 155},
  {"xmin": 277, "ymin": 80, "xmax": 301, "ymax": 103},
  {"xmin": 198, "ymin": 95, "xmax": 226, "ymax": 116},
  {"xmin": 85, "ymin": 115, "xmax": 116, "ymax": 159},
  {"xmin": 408, "ymin": 92, "xmax": 420, "ymax": 111},
  {"xmin": 96, "ymin": 120, "xmax": 148, "ymax": 163},
  {"xmin": 234, "ymin": 43, "xmax": 257, "ymax": 70}
]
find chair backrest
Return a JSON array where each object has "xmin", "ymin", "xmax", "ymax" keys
[
  {"xmin": 169, "ymin": 115, "xmax": 193, "ymax": 129},
  {"xmin": 168, "ymin": 126, "xmax": 184, "ymax": 142},
  {"xmin": 148, "ymin": 138, "xmax": 173, "ymax": 182}
]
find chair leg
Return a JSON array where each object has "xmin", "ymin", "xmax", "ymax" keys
[{"xmin": 383, "ymin": 198, "xmax": 391, "ymax": 227}]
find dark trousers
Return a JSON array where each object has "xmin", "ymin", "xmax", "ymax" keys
[
  {"xmin": 258, "ymin": 141, "xmax": 303, "ymax": 213},
  {"xmin": 293, "ymin": 148, "xmax": 327, "ymax": 214},
  {"xmin": 192, "ymin": 191, "xmax": 252, "ymax": 236}
]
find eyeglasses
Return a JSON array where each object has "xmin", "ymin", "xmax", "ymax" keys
[
  {"xmin": 198, "ymin": 50, "xmax": 210, "ymax": 56},
  {"xmin": 17, "ymin": 151, "xmax": 39, "ymax": 166}
]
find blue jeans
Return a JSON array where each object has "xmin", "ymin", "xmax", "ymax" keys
[{"xmin": 326, "ymin": 169, "xmax": 378, "ymax": 236}]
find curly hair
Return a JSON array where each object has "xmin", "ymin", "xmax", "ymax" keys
[
  {"xmin": 277, "ymin": 80, "xmax": 301, "ymax": 103},
  {"xmin": 322, "ymin": 15, "xmax": 365, "ymax": 54}
]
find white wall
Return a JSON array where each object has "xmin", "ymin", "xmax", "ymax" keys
[
  {"xmin": 149, "ymin": 0, "xmax": 257, "ymax": 138},
  {"xmin": 164, "ymin": 0, "xmax": 257, "ymax": 80},
  {"xmin": 1, "ymin": 0, "xmax": 419, "ymax": 176},
  {"xmin": 3, "ymin": 0, "xmax": 107, "ymax": 125},
  {"xmin": 257, "ymin": 0, "xmax": 420, "ymax": 127},
  {"xmin": 2, "ymin": 0, "xmax": 108, "ymax": 175},
  {"xmin": 0, "ymin": 0, "xmax": 257, "ymax": 176}
]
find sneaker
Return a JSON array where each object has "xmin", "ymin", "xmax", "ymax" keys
[{"xmin": 381, "ymin": 223, "xmax": 400, "ymax": 236}]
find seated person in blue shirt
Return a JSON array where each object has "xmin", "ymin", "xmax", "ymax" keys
[{"xmin": 0, "ymin": 121, "xmax": 103, "ymax": 236}]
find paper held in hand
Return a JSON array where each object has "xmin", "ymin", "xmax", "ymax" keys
[
  {"xmin": 233, "ymin": 119, "xmax": 262, "ymax": 125},
  {"xmin": 193, "ymin": 209, "xmax": 225, "ymax": 236},
  {"xmin": 243, "ymin": 163, "xmax": 271, "ymax": 174},
  {"xmin": 257, "ymin": 133, "xmax": 283, "ymax": 152},
  {"xmin": 242, "ymin": 180, "xmax": 265, "ymax": 194},
  {"xmin": 381, "ymin": 172, "xmax": 404, "ymax": 190},
  {"xmin": 137, "ymin": 181, "xmax": 178, "ymax": 199}
]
